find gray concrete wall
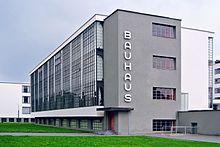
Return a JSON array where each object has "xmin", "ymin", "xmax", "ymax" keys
[
  {"xmin": 104, "ymin": 10, "xmax": 181, "ymax": 134},
  {"xmin": 178, "ymin": 111, "xmax": 220, "ymax": 135},
  {"xmin": 104, "ymin": 11, "xmax": 119, "ymax": 107}
]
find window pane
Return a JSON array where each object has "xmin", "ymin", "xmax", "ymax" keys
[
  {"xmin": 153, "ymin": 56, "xmax": 176, "ymax": 70},
  {"xmin": 153, "ymin": 87, "xmax": 176, "ymax": 100},
  {"xmin": 152, "ymin": 23, "xmax": 176, "ymax": 38}
]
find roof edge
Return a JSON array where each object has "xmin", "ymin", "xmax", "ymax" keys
[
  {"xmin": 105, "ymin": 9, "xmax": 181, "ymax": 21},
  {"xmin": 182, "ymin": 27, "xmax": 215, "ymax": 34},
  {"xmin": 29, "ymin": 14, "xmax": 107, "ymax": 75}
]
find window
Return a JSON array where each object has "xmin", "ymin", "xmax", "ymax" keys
[
  {"xmin": 153, "ymin": 119, "xmax": 176, "ymax": 131},
  {"xmin": 22, "ymin": 96, "xmax": 30, "ymax": 103},
  {"xmin": 153, "ymin": 55, "xmax": 176, "ymax": 70},
  {"xmin": 92, "ymin": 119, "xmax": 103, "ymax": 130},
  {"xmin": 152, "ymin": 23, "xmax": 176, "ymax": 38},
  {"xmin": 215, "ymin": 78, "xmax": 220, "ymax": 84},
  {"xmin": 153, "ymin": 87, "xmax": 176, "ymax": 100},
  {"xmin": 215, "ymin": 68, "xmax": 220, "ymax": 74},
  {"xmin": 214, "ymin": 97, "xmax": 220, "ymax": 100},
  {"xmin": 22, "ymin": 107, "xmax": 30, "ymax": 114},
  {"xmin": 215, "ymin": 88, "xmax": 220, "ymax": 94},
  {"xmin": 22, "ymin": 85, "xmax": 30, "ymax": 93},
  {"xmin": 79, "ymin": 120, "xmax": 88, "ymax": 129}
]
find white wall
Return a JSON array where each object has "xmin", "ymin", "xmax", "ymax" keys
[
  {"xmin": 181, "ymin": 28, "xmax": 214, "ymax": 110},
  {"xmin": 0, "ymin": 82, "xmax": 31, "ymax": 118}
]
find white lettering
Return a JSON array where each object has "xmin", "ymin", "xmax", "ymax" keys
[
  {"xmin": 124, "ymin": 83, "xmax": 131, "ymax": 91},
  {"xmin": 124, "ymin": 94, "xmax": 132, "ymax": 103},
  {"xmin": 124, "ymin": 31, "xmax": 131, "ymax": 40},
  {"xmin": 124, "ymin": 52, "xmax": 131, "ymax": 60},
  {"xmin": 124, "ymin": 73, "xmax": 131, "ymax": 81},
  {"xmin": 124, "ymin": 62, "xmax": 131, "ymax": 71},
  {"xmin": 124, "ymin": 42, "xmax": 131, "ymax": 50}
]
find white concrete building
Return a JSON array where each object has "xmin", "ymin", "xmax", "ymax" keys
[
  {"xmin": 181, "ymin": 27, "xmax": 214, "ymax": 110},
  {"xmin": 0, "ymin": 82, "xmax": 33, "ymax": 122}
]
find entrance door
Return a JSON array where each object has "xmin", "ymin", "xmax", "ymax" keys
[
  {"xmin": 108, "ymin": 112, "xmax": 114, "ymax": 130},
  {"xmin": 191, "ymin": 122, "xmax": 198, "ymax": 134}
]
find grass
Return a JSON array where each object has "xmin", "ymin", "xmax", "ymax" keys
[
  {"xmin": 0, "ymin": 136, "xmax": 219, "ymax": 147},
  {"xmin": 0, "ymin": 123, "xmax": 90, "ymax": 133}
]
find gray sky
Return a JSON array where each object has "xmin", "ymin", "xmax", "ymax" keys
[{"xmin": 0, "ymin": 0, "xmax": 219, "ymax": 82}]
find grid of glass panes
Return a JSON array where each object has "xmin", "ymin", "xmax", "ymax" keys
[
  {"xmin": 153, "ymin": 56, "xmax": 176, "ymax": 70},
  {"xmin": 96, "ymin": 22, "xmax": 103, "ymax": 49},
  {"xmin": 31, "ymin": 74, "xmax": 35, "ymax": 112},
  {"xmin": 92, "ymin": 119, "xmax": 103, "ymax": 130},
  {"xmin": 34, "ymin": 70, "xmax": 38, "ymax": 111},
  {"xmin": 43, "ymin": 63, "xmax": 48, "ymax": 110},
  {"xmin": 38, "ymin": 67, "xmax": 43, "ymax": 111},
  {"xmin": 153, "ymin": 87, "xmax": 176, "ymax": 100},
  {"xmin": 83, "ymin": 23, "xmax": 96, "ymax": 107},
  {"xmin": 152, "ymin": 23, "xmax": 176, "ymax": 38},
  {"xmin": 80, "ymin": 120, "xmax": 88, "ymax": 129},
  {"xmin": 71, "ymin": 35, "xmax": 81, "ymax": 107},
  {"xmin": 70, "ymin": 119, "xmax": 77, "ymax": 128},
  {"xmin": 153, "ymin": 120, "xmax": 176, "ymax": 131},
  {"xmin": 97, "ymin": 55, "xmax": 103, "ymax": 81},
  {"xmin": 49, "ymin": 57, "xmax": 55, "ymax": 110},
  {"xmin": 62, "ymin": 44, "xmax": 70, "ymax": 93},
  {"xmin": 55, "ymin": 52, "xmax": 62, "ymax": 109}
]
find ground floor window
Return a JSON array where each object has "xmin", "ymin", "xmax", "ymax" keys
[
  {"xmin": 79, "ymin": 120, "xmax": 88, "ymax": 129},
  {"xmin": 70, "ymin": 119, "xmax": 77, "ymax": 128},
  {"xmin": 152, "ymin": 119, "xmax": 175, "ymax": 131},
  {"xmin": 9, "ymin": 118, "xmax": 14, "ymax": 122},
  {"xmin": 92, "ymin": 119, "xmax": 103, "ymax": 130}
]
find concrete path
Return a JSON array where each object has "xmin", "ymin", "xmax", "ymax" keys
[
  {"xmin": 0, "ymin": 133, "xmax": 97, "ymax": 136},
  {"xmin": 146, "ymin": 133, "xmax": 220, "ymax": 144}
]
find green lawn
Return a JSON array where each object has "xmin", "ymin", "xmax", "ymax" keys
[
  {"xmin": 0, "ymin": 136, "xmax": 219, "ymax": 147},
  {"xmin": 0, "ymin": 123, "xmax": 90, "ymax": 133}
]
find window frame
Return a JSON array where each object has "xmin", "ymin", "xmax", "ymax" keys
[
  {"xmin": 153, "ymin": 55, "xmax": 176, "ymax": 70},
  {"xmin": 152, "ymin": 23, "xmax": 176, "ymax": 39},
  {"xmin": 153, "ymin": 87, "xmax": 176, "ymax": 101}
]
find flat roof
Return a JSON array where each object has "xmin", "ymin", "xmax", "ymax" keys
[
  {"xmin": 178, "ymin": 109, "xmax": 220, "ymax": 113},
  {"xmin": 105, "ymin": 9, "xmax": 181, "ymax": 21},
  {"xmin": 0, "ymin": 81, "xmax": 30, "ymax": 85},
  {"xmin": 181, "ymin": 27, "xmax": 215, "ymax": 34},
  {"xmin": 29, "ymin": 14, "xmax": 107, "ymax": 75}
]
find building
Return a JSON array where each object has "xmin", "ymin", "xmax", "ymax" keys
[
  {"xmin": 0, "ymin": 82, "xmax": 32, "ymax": 123},
  {"xmin": 178, "ymin": 110, "xmax": 220, "ymax": 135},
  {"xmin": 213, "ymin": 60, "xmax": 220, "ymax": 109},
  {"xmin": 30, "ymin": 9, "xmax": 181, "ymax": 134},
  {"xmin": 181, "ymin": 27, "xmax": 214, "ymax": 110}
]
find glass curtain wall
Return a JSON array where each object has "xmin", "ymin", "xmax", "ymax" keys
[{"xmin": 31, "ymin": 21, "xmax": 104, "ymax": 112}]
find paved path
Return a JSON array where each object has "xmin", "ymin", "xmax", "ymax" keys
[
  {"xmin": 146, "ymin": 133, "xmax": 220, "ymax": 144},
  {"xmin": 0, "ymin": 133, "xmax": 97, "ymax": 136}
]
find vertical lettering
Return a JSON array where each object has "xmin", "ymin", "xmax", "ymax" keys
[
  {"xmin": 124, "ymin": 31, "xmax": 131, "ymax": 40},
  {"xmin": 124, "ymin": 63, "xmax": 131, "ymax": 71}
]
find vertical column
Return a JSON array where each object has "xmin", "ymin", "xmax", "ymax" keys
[
  {"xmin": 42, "ymin": 66, "xmax": 44, "ymax": 109},
  {"xmin": 70, "ymin": 42, "xmax": 72, "ymax": 92},
  {"xmin": 53, "ymin": 57, "xmax": 56, "ymax": 109},
  {"xmin": 47, "ymin": 62, "xmax": 49, "ymax": 110},
  {"xmin": 80, "ymin": 34, "xmax": 83, "ymax": 99},
  {"xmin": 61, "ymin": 50, "xmax": 63, "ymax": 95}
]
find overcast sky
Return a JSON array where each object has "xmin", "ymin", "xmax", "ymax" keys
[{"xmin": 0, "ymin": 0, "xmax": 219, "ymax": 82}]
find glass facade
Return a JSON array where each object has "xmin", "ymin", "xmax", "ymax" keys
[{"xmin": 31, "ymin": 21, "xmax": 104, "ymax": 112}]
